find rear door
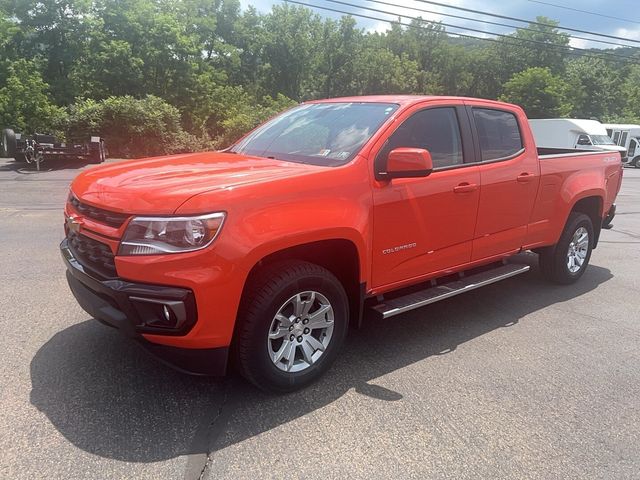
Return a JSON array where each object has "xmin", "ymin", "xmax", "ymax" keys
[
  {"xmin": 370, "ymin": 101, "xmax": 481, "ymax": 288},
  {"xmin": 465, "ymin": 102, "xmax": 541, "ymax": 260}
]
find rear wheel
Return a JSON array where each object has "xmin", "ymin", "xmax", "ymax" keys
[
  {"xmin": 235, "ymin": 260, "xmax": 348, "ymax": 393},
  {"xmin": 2, "ymin": 129, "xmax": 16, "ymax": 158},
  {"xmin": 633, "ymin": 156, "xmax": 640, "ymax": 168},
  {"xmin": 539, "ymin": 212, "xmax": 594, "ymax": 284}
]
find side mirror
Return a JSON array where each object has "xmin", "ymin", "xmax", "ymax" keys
[{"xmin": 384, "ymin": 148, "xmax": 433, "ymax": 179}]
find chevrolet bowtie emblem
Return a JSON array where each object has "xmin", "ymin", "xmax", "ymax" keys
[{"xmin": 66, "ymin": 215, "xmax": 83, "ymax": 233}]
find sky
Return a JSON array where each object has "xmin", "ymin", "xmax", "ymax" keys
[{"xmin": 238, "ymin": 0, "xmax": 640, "ymax": 50}]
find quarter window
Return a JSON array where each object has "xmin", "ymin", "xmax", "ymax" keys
[
  {"xmin": 379, "ymin": 107, "xmax": 464, "ymax": 169},
  {"xmin": 473, "ymin": 108, "xmax": 523, "ymax": 161},
  {"xmin": 577, "ymin": 134, "xmax": 591, "ymax": 146},
  {"xmin": 613, "ymin": 131, "xmax": 621, "ymax": 144}
]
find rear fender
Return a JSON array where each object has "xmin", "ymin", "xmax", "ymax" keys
[{"xmin": 553, "ymin": 171, "xmax": 606, "ymax": 244}]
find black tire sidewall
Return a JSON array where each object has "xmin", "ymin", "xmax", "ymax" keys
[
  {"xmin": 554, "ymin": 213, "xmax": 594, "ymax": 283},
  {"xmin": 240, "ymin": 264, "xmax": 348, "ymax": 392},
  {"xmin": 88, "ymin": 142, "xmax": 102, "ymax": 164}
]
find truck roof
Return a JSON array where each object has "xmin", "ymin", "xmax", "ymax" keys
[{"xmin": 306, "ymin": 95, "xmax": 520, "ymax": 109}]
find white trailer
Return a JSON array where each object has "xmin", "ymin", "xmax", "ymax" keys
[
  {"xmin": 529, "ymin": 119, "xmax": 627, "ymax": 162},
  {"xmin": 603, "ymin": 123, "xmax": 640, "ymax": 167}
]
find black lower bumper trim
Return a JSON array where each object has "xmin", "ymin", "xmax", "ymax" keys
[
  {"xmin": 140, "ymin": 342, "xmax": 229, "ymax": 376},
  {"xmin": 61, "ymin": 238, "xmax": 228, "ymax": 376}
]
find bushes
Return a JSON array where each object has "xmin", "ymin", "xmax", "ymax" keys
[
  {"xmin": 216, "ymin": 93, "xmax": 298, "ymax": 148},
  {"xmin": 67, "ymin": 95, "xmax": 213, "ymax": 158},
  {"xmin": 64, "ymin": 93, "xmax": 296, "ymax": 158}
]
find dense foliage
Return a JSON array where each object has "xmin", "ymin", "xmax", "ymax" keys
[{"xmin": 1, "ymin": 0, "xmax": 639, "ymax": 157}]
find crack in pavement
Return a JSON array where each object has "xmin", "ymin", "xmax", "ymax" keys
[{"xmin": 183, "ymin": 380, "xmax": 236, "ymax": 480}]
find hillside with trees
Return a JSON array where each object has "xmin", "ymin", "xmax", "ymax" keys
[{"xmin": 1, "ymin": 0, "xmax": 639, "ymax": 157}]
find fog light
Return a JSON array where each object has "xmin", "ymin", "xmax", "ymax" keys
[{"xmin": 129, "ymin": 296, "xmax": 187, "ymax": 330}]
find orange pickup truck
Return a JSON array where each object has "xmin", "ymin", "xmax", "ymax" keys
[{"xmin": 61, "ymin": 96, "xmax": 622, "ymax": 392}]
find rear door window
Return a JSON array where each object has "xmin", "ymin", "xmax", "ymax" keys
[{"xmin": 472, "ymin": 108, "xmax": 523, "ymax": 161}]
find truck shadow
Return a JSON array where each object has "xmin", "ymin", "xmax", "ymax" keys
[
  {"xmin": 30, "ymin": 254, "xmax": 613, "ymax": 465},
  {"xmin": 0, "ymin": 158, "xmax": 93, "ymax": 173}
]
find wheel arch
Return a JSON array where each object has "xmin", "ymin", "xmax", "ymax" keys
[
  {"xmin": 569, "ymin": 195, "xmax": 603, "ymax": 248},
  {"xmin": 240, "ymin": 238, "xmax": 365, "ymax": 332}
]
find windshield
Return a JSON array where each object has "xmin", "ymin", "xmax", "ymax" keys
[
  {"xmin": 590, "ymin": 135, "xmax": 615, "ymax": 145},
  {"xmin": 230, "ymin": 102, "xmax": 399, "ymax": 166}
]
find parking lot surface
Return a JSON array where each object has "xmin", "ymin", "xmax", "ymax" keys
[{"xmin": 1, "ymin": 158, "xmax": 639, "ymax": 479}]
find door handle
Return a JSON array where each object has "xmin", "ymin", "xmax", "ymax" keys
[
  {"xmin": 516, "ymin": 172, "xmax": 535, "ymax": 183},
  {"xmin": 453, "ymin": 182, "xmax": 478, "ymax": 193}
]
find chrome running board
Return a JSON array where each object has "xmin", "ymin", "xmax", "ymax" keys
[{"xmin": 370, "ymin": 263, "xmax": 530, "ymax": 319}]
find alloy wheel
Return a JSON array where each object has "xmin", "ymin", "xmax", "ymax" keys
[{"xmin": 267, "ymin": 291, "xmax": 334, "ymax": 373}]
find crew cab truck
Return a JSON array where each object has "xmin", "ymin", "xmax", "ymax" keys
[{"xmin": 61, "ymin": 96, "xmax": 622, "ymax": 392}]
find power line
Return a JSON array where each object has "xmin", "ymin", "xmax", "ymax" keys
[
  {"xmin": 413, "ymin": 0, "xmax": 640, "ymax": 45},
  {"xmin": 282, "ymin": 0, "xmax": 640, "ymax": 67},
  {"xmin": 363, "ymin": 0, "xmax": 637, "ymax": 49},
  {"xmin": 527, "ymin": 0, "xmax": 639, "ymax": 26},
  {"xmin": 323, "ymin": 0, "xmax": 639, "ymax": 64}
]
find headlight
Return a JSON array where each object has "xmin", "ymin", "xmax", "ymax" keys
[{"xmin": 119, "ymin": 212, "xmax": 226, "ymax": 255}]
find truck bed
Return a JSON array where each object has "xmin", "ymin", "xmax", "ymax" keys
[{"xmin": 537, "ymin": 147, "xmax": 605, "ymax": 158}]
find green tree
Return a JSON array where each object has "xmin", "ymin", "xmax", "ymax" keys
[
  {"xmin": 0, "ymin": 59, "xmax": 68, "ymax": 135},
  {"xmin": 616, "ymin": 64, "xmax": 640, "ymax": 122},
  {"xmin": 566, "ymin": 56, "xmax": 623, "ymax": 120},
  {"xmin": 499, "ymin": 67, "xmax": 572, "ymax": 118},
  {"xmin": 351, "ymin": 46, "xmax": 420, "ymax": 95},
  {"xmin": 3, "ymin": 0, "xmax": 95, "ymax": 104},
  {"xmin": 261, "ymin": 5, "xmax": 323, "ymax": 100},
  {"xmin": 490, "ymin": 16, "xmax": 570, "ymax": 95}
]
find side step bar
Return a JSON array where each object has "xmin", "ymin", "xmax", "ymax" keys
[{"xmin": 370, "ymin": 263, "xmax": 530, "ymax": 319}]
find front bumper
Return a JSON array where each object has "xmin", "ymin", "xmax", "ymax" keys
[{"xmin": 61, "ymin": 238, "xmax": 229, "ymax": 375}]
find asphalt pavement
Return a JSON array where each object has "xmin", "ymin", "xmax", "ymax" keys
[{"xmin": 0, "ymin": 157, "xmax": 639, "ymax": 479}]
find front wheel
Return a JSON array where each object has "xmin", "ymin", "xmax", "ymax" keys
[
  {"xmin": 539, "ymin": 212, "xmax": 594, "ymax": 284},
  {"xmin": 235, "ymin": 260, "xmax": 348, "ymax": 393},
  {"xmin": 633, "ymin": 156, "xmax": 640, "ymax": 168}
]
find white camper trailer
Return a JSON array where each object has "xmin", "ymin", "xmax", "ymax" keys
[
  {"xmin": 529, "ymin": 119, "xmax": 627, "ymax": 161},
  {"xmin": 603, "ymin": 123, "xmax": 640, "ymax": 167}
]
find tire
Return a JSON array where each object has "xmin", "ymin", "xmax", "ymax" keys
[
  {"xmin": 539, "ymin": 212, "xmax": 594, "ymax": 284},
  {"xmin": 235, "ymin": 260, "xmax": 349, "ymax": 393},
  {"xmin": 633, "ymin": 156, "xmax": 640, "ymax": 168},
  {"xmin": 88, "ymin": 140, "xmax": 105, "ymax": 164},
  {"xmin": 2, "ymin": 128, "xmax": 17, "ymax": 158}
]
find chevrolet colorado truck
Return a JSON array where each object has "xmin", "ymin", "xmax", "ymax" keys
[{"xmin": 61, "ymin": 96, "xmax": 622, "ymax": 392}]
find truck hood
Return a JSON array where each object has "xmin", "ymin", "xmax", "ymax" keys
[{"xmin": 71, "ymin": 152, "xmax": 321, "ymax": 214}]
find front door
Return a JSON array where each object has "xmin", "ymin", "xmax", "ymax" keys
[
  {"xmin": 371, "ymin": 103, "xmax": 481, "ymax": 289},
  {"xmin": 465, "ymin": 103, "xmax": 541, "ymax": 260}
]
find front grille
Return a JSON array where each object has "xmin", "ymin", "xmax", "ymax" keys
[
  {"xmin": 67, "ymin": 231, "xmax": 117, "ymax": 278},
  {"xmin": 69, "ymin": 195, "xmax": 129, "ymax": 228}
]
